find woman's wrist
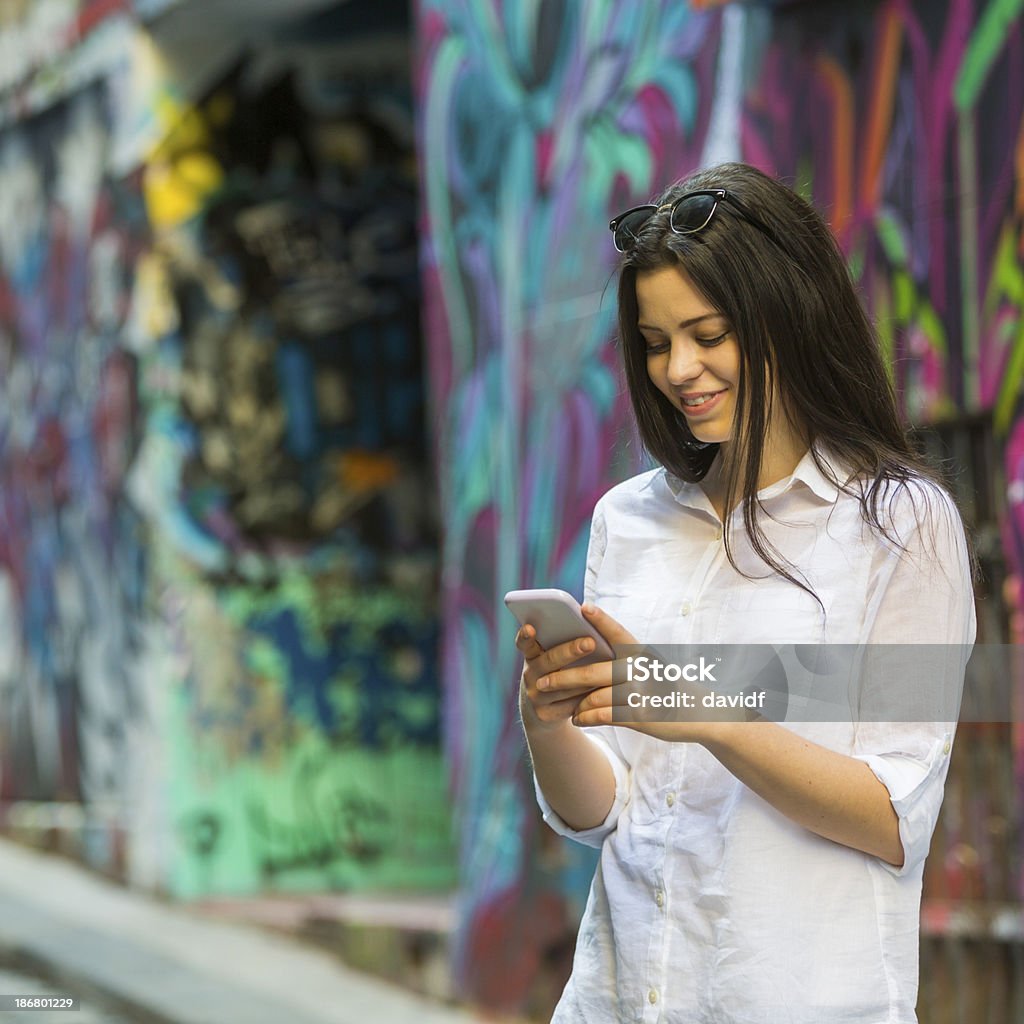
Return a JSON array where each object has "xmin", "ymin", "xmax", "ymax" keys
[
  {"xmin": 520, "ymin": 702, "xmax": 574, "ymax": 738},
  {"xmin": 518, "ymin": 680, "xmax": 566, "ymax": 735},
  {"xmin": 694, "ymin": 717, "xmax": 758, "ymax": 751}
]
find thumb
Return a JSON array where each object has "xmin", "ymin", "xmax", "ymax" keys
[{"xmin": 580, "ymin": 602, "xmax": 638, "ymax": 647}]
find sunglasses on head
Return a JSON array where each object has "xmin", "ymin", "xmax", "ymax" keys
[{"xmin": 609, "ymin": 188, "xmax": 781, "ymax": 254}]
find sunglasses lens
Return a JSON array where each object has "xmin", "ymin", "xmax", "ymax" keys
[
  {"xmin": 613, "ymin": 207, "xmax": 656, "ymax": 252},
  {"xmin": 671, "ymin": 193, "xmax": 718, "ymax": 233}
]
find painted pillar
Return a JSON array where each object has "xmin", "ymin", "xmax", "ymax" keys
[{"xmin": 415, "ymin": 0, "xmax": 729, "ymax": 1010}]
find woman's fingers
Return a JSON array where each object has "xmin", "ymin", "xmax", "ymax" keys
[
  {"xmin": 514, "ymin": 626, "xmax": 591, "ymax": 668},
  {"xmin": 516, "ymin": 627, "xmax": 601, "ymax": 679},
  {"xmin": 526, "ymin": 691, "xmax": 592, "ymax": 729},
  {"xmin": 573, "ymin": 684, "xmax": 619, "ymax": 726},
  {"xmin": 535, "ymin": 638, "xmax": 596, "ymax": 678},
  {"xmin": 580, "ymin": 603, "xmax": 638, "ymax": 645},
  {"xmin": 515, "ymin": 624, "xmax": 544, "ymax": 660},
  {"xmin": 534, "ymin": 651, "xmax": 604, "ymax": 693},
  {"xmin": 514, "ymin": 609, "xmax": 615, "ymax": 727},
  {"xmin": 515, "ymin": 625, "xmax": 617, "ymax": 729},
  {"xmin": 516, "ymin": 604, "xmax": 634, "ymax": 677}
]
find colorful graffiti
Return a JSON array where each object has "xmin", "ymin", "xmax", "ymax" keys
[
  {"xmin": 0, "ymin": 0, "xmax": 132, "ymax": 93},
  {"xmin": 127, "ymin": 13, "xmax": 455, "ymax": 895},
  {"xmin": 0, "ymin": 84, "xmax": 149, "ymax": 817},
  {"xmin": 1, "ymin": 3, "xmax": 455, "ymax": 900},
  {"xmin": 741, "ymin": 0, "xmax": 1024, "ymax": 425},
  {"xmin": 0, "ymin": 0, "xmax": 138, "ymax": 130},
  {"xmin": 416, "ymin": 0, "xmax": 1023, "ymax": 1016}
]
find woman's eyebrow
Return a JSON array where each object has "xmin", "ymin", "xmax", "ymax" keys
[{"xmin": 636, "ymin": 313, "xmax": 724, "ymax": 332}]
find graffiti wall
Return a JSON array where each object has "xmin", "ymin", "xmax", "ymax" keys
[
  {"xmin": 741, "ymin": 0, "xmax": 1024, "ymax": 426},
  {"xmin": 128, "ymin": 5, "xmax": 454, "ymax": 897},
  {"xmin": 0, "ymin": 84, "xmax": 148, "ymax": 826},
  {"xmin": 0, "ymin": 2, "xmax": 455, "ymax": 900},
  {"xmin": 0, "ymin": 0, "xmax": 140, "ymax": 129},
  {"xmin": 416, "ymin": 0, "xmax": 1023, "ymax": 1015}
]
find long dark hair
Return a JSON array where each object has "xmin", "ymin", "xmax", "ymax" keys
[{"xmin": 616, "ymin": 162, "xmax": 975, "ymax": 601}]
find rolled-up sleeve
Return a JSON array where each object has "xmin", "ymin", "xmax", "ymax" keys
[
  {"xmin": 852, "ymin": 726, "xmax": 955, "ymax": 876},
  {"xmin": 851, "ymin": 480, "xmax": 976, "ymax": 877},
  {"xmin": 533, "ymin": 727, "xmax": 631, "ymax": 848}
]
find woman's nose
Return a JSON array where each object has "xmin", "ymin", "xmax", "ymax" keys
[{"xmin": 666, "ymin": 340, "xmax": 702, "ymax": 385}]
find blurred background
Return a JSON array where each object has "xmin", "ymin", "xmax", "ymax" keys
[{"xmin": 0, "ymin": 0, "xmax": 1020, "ymax": 1021}]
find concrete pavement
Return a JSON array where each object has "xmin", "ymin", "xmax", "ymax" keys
[{"xmin": 0, "ymin": 838, "xmax": 490, "ymax": 1024}]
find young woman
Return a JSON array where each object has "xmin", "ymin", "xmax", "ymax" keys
[{"xmin": 516, "ymin": 162, "xmax": 976, "ymax": 1023}]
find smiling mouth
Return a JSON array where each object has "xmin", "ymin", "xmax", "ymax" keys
[{"xmin": 680, "ymin": 390, "xmax": 724, "ymax": 407}]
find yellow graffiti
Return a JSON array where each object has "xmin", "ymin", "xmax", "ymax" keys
[
  {"xmin": 144, "ymin": 151, "xmax": 225, "ymax": 230},
  {"xmin": 131, "ymin": 251, "xmax": 179, "ymax": 339},
  {"xmin": 142, "ymin": 84, "xmax": 229, "ymax": 230}
]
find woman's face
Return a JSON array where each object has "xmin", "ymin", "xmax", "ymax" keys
[{"xmin": 636, "ymin": 265, "xmax": 740, "ymax": 445}]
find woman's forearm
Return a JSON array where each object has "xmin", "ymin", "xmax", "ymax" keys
[
  {"xmin": 522, "ymin": 699, "xmax": 618, "ymax": 833},
  {"xmin": 700, "ymin": 720, "xmax": 904, "ymax": 866}
]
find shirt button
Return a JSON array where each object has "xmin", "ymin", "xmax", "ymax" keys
[
  {"xmin": 648, "ymin": 990, "xmax": 658, "ymax": 1004},
  {"xmin": 655, "ymin": 889, "xmax": 664, "ymax": 908},
  {"xmin": 714, "ymin": 527, "xmax": 723, "ymax": 541},
  {"xmin": 943, "ymin": 740, "xmax": 951, "ymax": 754},
  {"xmin": 666, "ymin": 792, "xmax": 675, "ymax": 807},
  {"xmin": 679, "ymin": 600, "xmax": 693, "ymax": 616}
]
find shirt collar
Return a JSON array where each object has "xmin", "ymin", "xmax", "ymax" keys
[{"xmin": 664, "ymin": 443, "xmax": 851, "ymax": 512}]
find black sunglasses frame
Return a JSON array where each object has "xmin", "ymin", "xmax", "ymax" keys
[{"xmin": 609, "ymin": 188, "xmax": 783, "ymax": 254}]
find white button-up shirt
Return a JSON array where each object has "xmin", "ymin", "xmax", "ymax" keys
[{"xmin": 534, "ymin": 446, "xmax": 976, "ymax": 1023}]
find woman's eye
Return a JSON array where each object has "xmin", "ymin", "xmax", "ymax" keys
[
  {"xmin": 644, "ymin": 341, "xmax": 669, "ymax": 355},
  {"xmin": 697, "ymin": 332, "xmax": 728, "ymax": 347}
]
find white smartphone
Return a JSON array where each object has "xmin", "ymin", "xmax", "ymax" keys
[{"xmin": 504, "ymin": 588, "xmax": 615, "ymax": 667}]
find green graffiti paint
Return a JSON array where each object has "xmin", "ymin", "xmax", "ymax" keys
[
  {"xmin": 169, "ymin": 727, "xmax": 457, "ymax": 898},
  {"xmin": 953, "ymin": 0, "xmax": 1024, "ymax": 110}
]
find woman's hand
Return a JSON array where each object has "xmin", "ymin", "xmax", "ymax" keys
[
  {"xmin": 517, "ymin": 603, "xmax": 730, "ymax": 743},
  {"xmin": 515, "ymin": 604, "xmax": 636, "ymax": 733},
  {"xmin": 566, "ymin": 606, "xmax": 728, "ymax": 744}
]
